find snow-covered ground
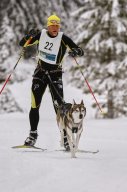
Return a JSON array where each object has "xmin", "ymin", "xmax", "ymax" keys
[{"xmin": 0, "ymin": 75, "xmax": 127, "ymax": 192}]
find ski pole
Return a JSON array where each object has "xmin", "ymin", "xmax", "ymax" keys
[
  {"xmin": 73, "ymin": 57, "xmax": 103, "ymax": 114},
  {"xmin": 0, "ymin": 36, "xmax": 33, "ymax": 95}
]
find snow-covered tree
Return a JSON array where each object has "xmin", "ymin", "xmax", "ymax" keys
[
  {"xmin": 0, "ymin": 88, "xmax": 23, "ymax": 113},
  {"xmin": 0, "ymin": 0, "xmax": 83, "ymax": 113},
  {"xmin": 69, "ymin": 0, "xmax": 127, "ymax": 118},
  {"xmin": 0, "ymin": 0, "xmax": 83, "ymax": 76}
]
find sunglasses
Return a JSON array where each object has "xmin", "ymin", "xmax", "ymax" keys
[{"xmin": 49, "ymin": 20, "xmax": 60, "ymax": 24}]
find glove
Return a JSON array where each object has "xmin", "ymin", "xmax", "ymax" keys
[
  {"xmin": 68, "ymin": 48, "xmax": 79, "ymax": 57},
  {"xmin": 28, "ymin": 29, "xmax": 39, "ymax": 37}
]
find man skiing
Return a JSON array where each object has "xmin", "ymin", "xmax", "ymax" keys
[{"xmin": 19, "ymin": 14, "xmax": 84, "ymax": 151}]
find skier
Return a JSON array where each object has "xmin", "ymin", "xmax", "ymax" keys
[{"xmin": 19, "ymin": 14, "xmax": 84, "ymax": 151}]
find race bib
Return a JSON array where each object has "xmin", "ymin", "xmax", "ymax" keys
[{"xmin": 38, "ymin": 29, "xmax": 63, "ymax": 64}]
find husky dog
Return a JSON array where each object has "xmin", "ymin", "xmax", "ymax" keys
[{"xmin": 57, "ymin": 100, "xmax": 86, "ymax": 158}]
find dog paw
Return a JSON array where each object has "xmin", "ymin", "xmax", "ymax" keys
[
  {"xmin": 71, "ymin": 152, "xmax": 77, "ymax": 158},
  {"xmin": 71, "ymin": 154, "xmax": 77, "ymax": 158},
  {"xmin": 60, "ymin": 141, "xmax": 64, "ymax": 147}
]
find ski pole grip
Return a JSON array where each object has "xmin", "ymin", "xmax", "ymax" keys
[{"xmin": 23, "ymin": 36, "xmax": 33, "ymax": 48}]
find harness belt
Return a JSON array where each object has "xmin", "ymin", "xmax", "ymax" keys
[{"xmin": 45, "ymin": 70, "xmax": 65, "ymax": 104}]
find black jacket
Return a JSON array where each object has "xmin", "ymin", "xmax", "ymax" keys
[{"xmin": 19, "ymin": 31, "xmax": 84, "ymax": 64}]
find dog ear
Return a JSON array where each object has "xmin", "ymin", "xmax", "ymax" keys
[
  {"xmin": 73, "ymin": 99, "xmax": 76, "ymax": 105},
  {"xmin": 81, "ymin": 99, "xmax": 84, "ymax": 105}
]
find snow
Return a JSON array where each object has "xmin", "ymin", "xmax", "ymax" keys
[
  {"xmin": 81, "ymin": 9, "xmax": 97, "ymax": 20},
  {"xmin": 115, "ymin": 20, "xmax": 127, "ymax": 34},
  {"xmin": 101, "ymin": 12, "xmax": 110, "ymax": 23},
  {"xmin": 0, "ymin": 76, "xmax": 127, "ymax": 192},
  {"xmin": 70, "ymin": 7, "xmax": 85, "ymax": 17},
  {"xmin": 87, "ymin": 32, "xmax": 102, "ymax": 51},
  {"xmin": 111, "ymin": 0, "xmax": 119, "ymax": 17}
]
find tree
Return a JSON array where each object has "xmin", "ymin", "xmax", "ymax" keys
[
  {"xmin": 69, "ymin": 0, "xmax": 127, "ymax": 118},
  {"xmin": 0, "ymin": 0, "xmax": 82, "ymax": 113},
  {"xmin": 0, "ymin": 0, "xmax": 82, "ymax": 76}
]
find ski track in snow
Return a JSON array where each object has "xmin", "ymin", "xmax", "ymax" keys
[{"xmin": 0, "ymin": 82, "xmax": 127, "ymax": 192}]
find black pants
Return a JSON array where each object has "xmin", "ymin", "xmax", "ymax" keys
[{"xmin": 29, "ymin": 63, "xmax": 64, "ymax": 132}]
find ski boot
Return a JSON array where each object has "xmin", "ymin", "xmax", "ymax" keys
[{"xmin": 24, "ymin": 130, "xmax": 38, "ymax": 146}]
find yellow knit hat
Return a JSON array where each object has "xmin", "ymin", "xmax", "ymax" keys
[{"xmin": 47, "ymin": 14, "xmax": 60, "ymax": 27}]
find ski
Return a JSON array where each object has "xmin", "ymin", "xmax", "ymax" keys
[
  {"xmin": 77, "ymin": 149, "xmax": 99, "ymax": 154},
  {"xmin": 12, "ymin": 145, "xmax": 99, "ymax": 154},
  {"xmin": 12, "ymin": 145, "xmax": 47, "ymax": 151},
  {"xmin": 55, "ymin": 149, "xmax": 99, "ymax": 154},
  {"xmin": 55, "ymin": 149, "xmax": 70, "ymax": 152}
]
